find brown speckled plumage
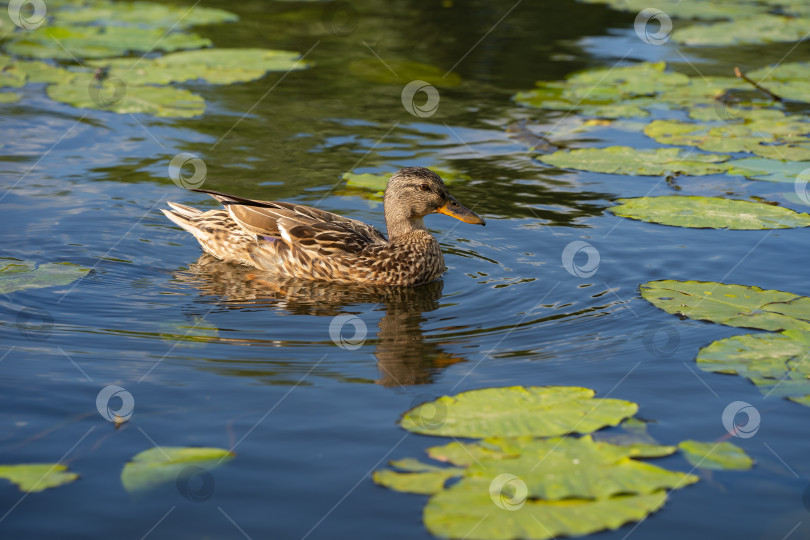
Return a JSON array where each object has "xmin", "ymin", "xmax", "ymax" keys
[{"xmin": 162, "ymin": 167, "xmax": 485, "ymax": 286}]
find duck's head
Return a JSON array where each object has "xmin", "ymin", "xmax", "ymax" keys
[{"xmin": 383, "ymin": 167, "xmax": 485, "ymax": 238}]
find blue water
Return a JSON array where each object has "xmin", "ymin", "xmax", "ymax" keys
[{"xmin": 2, "ymin": 1, "xmax": 810, "ymax": 538}]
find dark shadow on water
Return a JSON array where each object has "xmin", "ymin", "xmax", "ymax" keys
[{"xmin": 174, "ymin": 254, "xmax": 466, "ymax": 386}]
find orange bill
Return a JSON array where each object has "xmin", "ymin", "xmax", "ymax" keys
[{"xmin": 436, "ymin": 196, "xmax": 485, "ymax": 225}]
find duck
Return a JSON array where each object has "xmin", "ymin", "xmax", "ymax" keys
[{"xmin": 162, "ymin": 167, "xmax": 485, "ymax": 286}]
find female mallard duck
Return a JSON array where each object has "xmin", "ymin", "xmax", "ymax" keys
[{"xmin": 162, "ymin": 167, "xmax": 485, "ymax": 286}]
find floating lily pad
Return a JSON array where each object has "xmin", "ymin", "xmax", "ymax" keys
[
  {"xmin": 121, "ymin": 446, "xmax": 233, "ymax": 494},
  {"xmin": 47, "ymin": 75, "xmax": 206, "ymax": 117},
  {"xmin": 540, "ymin": 146, "xmax": 731, "ymax": 176},
  {"xmin": 0, "ymin": 463, "xmax": 79, "ymax": 493},
  {"xmin": 611, "ymin": 196, "xmax": 810, "ymax": 230},
  {"xmin": 697, "ymin": 330, "xmax": 810, "ymax": 405},
  {"xmin": 6, "ymin": 25, "xmax": 211, "ymax": 60},
  {"xmin": 727, "ymin": 157, "xmax": 810, "ymax": 183},
  {"xmin": 677, "ymin": 440, "xmax": 753, "ymax": 470},
  {"xmin": 578, "ymin": 0, "xmax": 767, "ymax": 20},
  {"xmin": 400, "ymin": 386, "xmax": 638, "ymax": 438},
  {"xmin": 674, "ymin": 16, "xmax": 810, "ymax": 46},
  {"xmin": 51, "ymin": 0, "xmax": 238, "ymax": 28},
  {"xmin": 348, "ymin": 58, "xmax": 461, "ymax": 87},
  {"xmin": 372, "ymin": 459, "xmax": 464, "ymax": 495},
  {"xmin": 87, "ymin": 48, "xmax": 309, "ymax": 86},
  {"xmin": 425, "ymin": 482, "xmax": 667, "ymax": 540},
  {"xmin": 0, "ymin": 93, "xmax": 21, "ymax": 103},
  {"xmin": 640, "ymin": 280, "xmax": 810, "ymax": 332},
  {"xmin": 0, "ymin": 258, "xmax": 89, "ymax": 294}
]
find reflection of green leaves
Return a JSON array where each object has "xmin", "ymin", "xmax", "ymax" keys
[
  {"xmin": 47, "ymin": 75, "xmax": 206, "ymax": 117},
  {"xmin": 0, "ymin": 258, "xmax": 89, "ymax": 294},
  {"xmin": 400, "ymin": 386, "xmax": 638, "ymax": 438},
  {"xmin": 611, "ymin": 196, "xmax": 810, "ymax": 230},
  {"xmin": 348, "ymin": 59, "xmax": 460, "ymax": 87},
  {"xmin": 0, "ymin": 464, "xmax": 79, "ymax": 492},
  {"xmin": 87, "ymin": 48, "xmax": 309, "ymax": 86},
  {"xmin": 640, "ymin": 280, "xmax": 810, "ymax": 332},
  {"xmin": 6, "ymin": 26, "xmax": 211, "ymax": 60},
  {"xmin": 678, "ymin": 440, "xmax": 753, "ymax": 470},
  {"xmin": 674, "ymin": 16, "xmax": 810, "ymax": 46},
  {"xmin": 121, "ymin": 447, "xmax": 233, "ymax": 494},
  {"xmin": 697, "ymin": 330, "xmax": 810, "ymax": 405},
  {"xmin": 541, "ymin": 146, "xmax": 731, "ymax": 176},
  {"xmin": 160, "ymin": 317, "xmax": 219, "ymax": 347},
  {"xmin": 51, "ymin": 0, "xmax": 238, "ymax": 28}
]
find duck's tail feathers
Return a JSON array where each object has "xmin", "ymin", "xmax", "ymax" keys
[{"xmin": 162, "ymin": 202, "xmax": 204, "ymax": 236}]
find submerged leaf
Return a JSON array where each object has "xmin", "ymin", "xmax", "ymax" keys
[
  {"xmin": 697, "ymin": 330, "xmax": 810, "ymax": 404},
  {"xmin": 540, "ymin": 146, "xmax": 730, "ymax": 176},
  {"xmin": 611, "ymin": 196, "xmax": 810, "ymax": 230},
  {"xmin": 121, "ymin": 446, "xmax": 233, "ymax": 494},
  {"xmin": 0, "ymin": 258, "xmax": 89, "ymax": 294},
  {"xmin": 0, "ymin": 463, "xmax": 78, "ymax": 492},
  {"xmin": 678, "ymin": 440, "xmax": 753, "ymax": 470},
  {"xmin": 640, "ymin": 280, "xmax": 810, "ymax": 332},
  {"xmin": 400, "ymin": 386, "xmax": 638, "ymax": 438}
]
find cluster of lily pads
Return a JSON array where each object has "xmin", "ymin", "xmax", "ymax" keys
[
  {"xmin": 0, "ymin": 0, "xmax": 309, "ymax": 116},
  {"xmin": 373, "ymin": 386, "xmax": 751, "ymax": 540}
]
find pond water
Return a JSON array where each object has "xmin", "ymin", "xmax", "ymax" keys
[{"xmin": 2, "ymin": 0, "xmax": 810, "ymax": 538}]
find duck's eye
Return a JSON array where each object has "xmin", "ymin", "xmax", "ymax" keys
[{"xmin": 419, "ymin": 184, "xmax": 431, "ymax": 192}]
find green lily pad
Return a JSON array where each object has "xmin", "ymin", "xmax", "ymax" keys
[
  {"xmin": 0, "ymin": 55, "xmax": 75, "ymax": 86},
  {"xmin": 373, "ymin": 459, "xmax": 464, "ymax": 495},
  {"xmin": 0, "ymin": 464, "xmax": 79, "ymax": 492},
  {"xmin": 121, "ymin": 446, "xmax": 233, "ymax": 494},
  {"xmin": 640, "ymin": 280, "xmax": 810, "ymax": 332},
  {"xmin": 540, "ymin": 146, "xmax": 731, "ymax": 176},
  {"xmin": 611, "ymin": 196, "xmax": 810, "ymax": 230},
  {"xmin": 727, "ymin": 157, "xmax": 810, "ymax": 183},
  {"xmin": 46, "ymin": 75, "xmax": 205, "ymax": 117},
  {"xmin": 348, "ymin": 58, "xmax": 461, "ymax": 87},
  {"xmin": 674, "ymin": 16, "xmax": 810, "ymax": 46},
  {"xmin": 677, "ymin": 440, "xmax": 753, "ymax": 470},
  {"xmin": 0, "ymin": 93, "xmax": 21, "ymax": 103},
  {"xmin": 51, "ymin": 0, "xmax": 238, "ymax": 28},
  {"xmin": 87, "ymin": 48, "xmax": 310, "ymax": 86},
  {"xmin": 400, "ymin": 386, "xmax": 638, "ymax": 438},
  {"xmin": 425, "ymin": 482, "xmax": 667, "ymax": 540},
  {"xmin": 6, "ymin": 25, "xmax": 211, "ymax": 60},
  {"xmin": 697, "ymin": 330, "xmax": 810, "ymax": 404},
  {"xmin": 0, "ymin": 258, "xmax": 89, "ymax": 294}
]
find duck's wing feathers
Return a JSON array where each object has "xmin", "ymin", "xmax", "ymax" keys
[{"xmin": 193, "ymin": 189, "xmax": 387, "ymax": 255}]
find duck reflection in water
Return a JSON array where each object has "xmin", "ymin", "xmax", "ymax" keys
[{"xmin": 175, "ymin": 254, "xmax": 466, "ymax": 386}]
